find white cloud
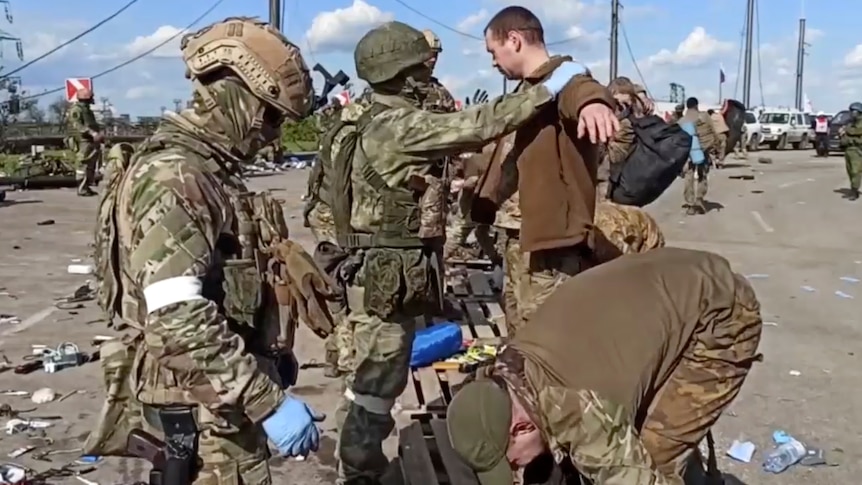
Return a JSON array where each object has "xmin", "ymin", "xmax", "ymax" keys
[
  {"xmin": 843, "ymin": 45, "xmax": 862, "ymax": 69},
  {"xmin": 305, "ymin": 0, "xmax": 393, "ymax": 53},
  {"xmin": 562, "ymin": 25, "xmax": 604, "ymax": 45},
  {"xmin": 503, "ymin": 0, "xmax": 604, "ymax": 26},
  {"xmin": 647, "ymin": 27, "xmax": 733, "ymax": 67},
  {"xmin": 124, "ymin": 25, "xmax": 185, "ymax": 58},
  {"xmin": 457, "ymin": 9, "xmax": 488, "ymax": 33},
  {"xmin": 124, "ymin": 86, "xmax": 161, "ymax": 100}
]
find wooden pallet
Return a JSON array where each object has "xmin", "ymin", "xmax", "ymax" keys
[{"xmin": 397, "ymin": 268, "xmax": 507, "ymax": 418}]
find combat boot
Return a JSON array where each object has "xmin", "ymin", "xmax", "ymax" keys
[
  {"xmin": 77, "ymin": 187, "xmax": 97, "ymax": 197},
  {"xmin": 849, "ymin": 189, "xmax": 859, "ymax": 201},
  {"xmin": 323, "ymin": 349, "xmax": 341, "ymax": 378}
]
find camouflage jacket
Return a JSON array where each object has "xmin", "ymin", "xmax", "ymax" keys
[
  {"xmin": 348, "ymin": 87, "xmax": 555, "ymax": 234},
  {"xmin": 423, "ymin": 76, "xmax": 457, "ymax": 114},
  {"xmin": 840, "ymin": 117, "xmax": 862, "ymax": 148},
  {"xmin": 679, "ymin": 109, "xmax": 717, "ymax": 155},
  {"xmin": 312, "ymin": 100, "xmax": 373, "ymax": 208},
  {"xmin": 66, "ymin": 102, "xmax": 100, "ymax": 140},
  {"xmin": 94, "ymin": 117, "xmax": 298, "ymax": 425}
]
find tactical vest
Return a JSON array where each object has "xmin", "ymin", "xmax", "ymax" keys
[
  {"xmin": 330, "ymin": 102, "xmax": 427, "ymax": 249},
  {"xmin": 95, "ymin": 134, "xmax": 314, "ymax": 391}
]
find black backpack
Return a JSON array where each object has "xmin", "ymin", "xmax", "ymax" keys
[{"xmin": 607, "ymin": 114, "xmax": 693, "ymax": 207}]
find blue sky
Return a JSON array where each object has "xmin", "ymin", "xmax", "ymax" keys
[{"xmin": 4, "ymin": 0, "xmax": 860, "ymax": 117}]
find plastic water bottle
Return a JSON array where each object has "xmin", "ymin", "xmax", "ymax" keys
[{"xmin": 762, "ymin": 439, "xmax": 807, "ymax": 473}]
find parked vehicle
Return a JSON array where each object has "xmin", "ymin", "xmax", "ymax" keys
[
  {"xmin": 743, "ymin": 111, "xmax": 762, "ymax": 151},
  {"xmin": 759, "ymin": 110, "xmax": 811, "ymax": 150},
  {"xmin": 828, "ymin": 110, "xmax": 853, "ymax": 153}
]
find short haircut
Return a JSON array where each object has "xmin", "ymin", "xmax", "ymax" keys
[
  {"xmin": 707, "ymin": 109, "xmax": 715, "ymax": 115},
  {"xmin": 485, "ymin": 6, "xmax": 545, "ymax": 45},
  {"xmin": 686, "ymin": 97, "xmax": 699, "ymax": 109}
]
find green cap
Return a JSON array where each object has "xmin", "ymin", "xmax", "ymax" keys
[{"xmin": 446, "ymin": 379, "xmax": 513, "ymax": 485}]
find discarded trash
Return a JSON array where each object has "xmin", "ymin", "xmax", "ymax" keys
[
  {"xmin": 772, "ymin": 430, "xmax": 793, "ymax": 444},
  {"xmin": 729, "ymin": 174, "xmax": 755, "ymax": 180},
  {"xmin": 67, "ymin": 264, "xmax": 94, "ymax": 275},
  {"xmin": 0, "ymin": 390, "xmax": 28, "ymax": 397},
  {"xmin": 800, "ymin": 448, "xmax": 828, "ymax": 466},
  {"xmin": 839, "ymin": 276, "xmax": 860, "ymax": 283},
  {"xmin": 834, "ymin": 290, "xmax": 854, "ymax": 299},
  {"xmin": 763, "ymin": 439, "xmax": 807, "ymax": 473},
  {"xmin": 5, "ymin": 418, "xmax": 54, "ymax": 434},
  {"xmin": 8, "ymin": 445, "xmax": 35, "ymax": 458},
  {"xmin": 764, "ymin": 321, "xmax": 779, "ymax": 327},
  {"xmin": 75, "ymin": 476, "xmax": 99, "ymax": 485},
  {"xmin": 0, "ymin": 314, "xmax": 20, "ymax": 325},
  {"xmin": 726, "ymin": 440, "xmax": 756, "ymax": 463},
  {"xmin": 36, "ymin": 219, "xmax": 55, "ymax": 226},
  {"xmin": 42, "ymin": 342, "xmax": 84, "ymax": 373},
  {"xmin": 758, "ymin": 157, "xmax": 773, "ymax": 164},
  {"xmin": 789, "ymin": 370, "xmax": 802, "ymax": 376},
  {"xmin": 76, "ymin": 455, "xmax": 102, "ymax": 464},
  {"xmin": 0, "ymin": 464, "xmax": 26, "ymax": 484},
  {"xmin": 745, "ymin": 274, "xmax": 769, "ymax": 279},
  {"xmin": 800, "ymin": 285, "xmax": 816, "ymax": 292},
  {"xmin": 31, "ymin": 387, "xmax": 57, "ymax": 404}
]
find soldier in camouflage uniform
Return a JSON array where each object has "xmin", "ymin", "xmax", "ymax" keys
[
  {"xmin": 839, "ymin": 101, "xmax": 862, "ymax": 200},
  {"xmin": 678, "ymin": 97, "xmax": 717, "ymax": 215},
  {"xmin": 308, "ymin": 99, "xmax": 373, "ymax": 379},
  {"xmin": 88, "ymin": 18, "xmax": 335, "ymax": 484},
  {"xmin": 448, "ymin": 248, "xmax": 763, "ymax": 485},
  {"xmin": 421, "ymin": 29, "xmax": 457, "ymax": 113},
  {"xmin": 65, "ymin": 87, "xmax": 104, "ymax": 196},
  {"xmin": 334, "ymin": 21, "xmax": 581, "ymax": 483}
]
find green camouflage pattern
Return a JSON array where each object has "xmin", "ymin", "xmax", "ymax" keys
[
  {"xmin": 65, "ymin": 101, "xmax": 101, "ymax": 191},
  {"xmin": 423, "ymin": 76, "xmax": 457, "ymax": 114},
  {"xmin": 337, "ymin": 83, "xmax": 558, "ymax": 482},
  {"xmin": 594, "ymin": 202, "xmax": 665, "ymax": 255},
  {"xmin": 89, "ymin": 78, "xmax": 320, "ymax": 482},
  {"xmin": 354, "ymin": 21, "xmax": 434, "ymax": 84},
  {"xmin": 840, "ymin": 117, "xmax": 862, "ymax": 190}
]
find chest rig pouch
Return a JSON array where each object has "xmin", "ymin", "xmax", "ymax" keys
[
  {"xmin": 332, "ymin": 103, "xmax": 442, "ymax": 319},
  {"xmin": 220, "ymin": 189, "xmax": 337, "ymax": 387}
]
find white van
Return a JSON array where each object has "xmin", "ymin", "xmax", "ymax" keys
[{"xmin": 759, "ymin": 109, "xmax": 811, "ymax": 150}]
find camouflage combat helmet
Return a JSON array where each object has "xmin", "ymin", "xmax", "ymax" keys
[
  {"xmin": 423, "ymin": 29, "xmax": 442, "ymax": 52},
  {"xmin": 180, "ymin": 16, "xmax": 314, "ymax": 121},
  {"xmin": 850, "ymin": 102, "xmax": 862, "ymax": 113},
  {"xmin": 354, "ymin": 21, "xmax": 434, "ymax": 84}
]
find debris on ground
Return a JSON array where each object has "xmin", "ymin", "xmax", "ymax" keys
[
  {"xmin": 30, "ymin": 388, "xmax": 56, "ymax": 404},
  {"xmin": 758, "ymin": 157, "xmax": 773, "ymax": 164},
  {"xmin": 801, "ymin": 285, "xmax": 816, "ymax": 292},
  {"xmin": 66, "ymin": 264, "xmax": 94, "ymax": 275},
  {"xmin": 726, "ymin": 440, "xmax": 756, "ymax": 463},
  {"xmin": 834, "ymin": 290, "xmax": 854, "ymax": 299},
  {"xmin": 0, "ymin": 314, "xmax": 20, "ymax": 325},
  {"xmin": 839, "ymin": 276, "xmax": 859, "ymax": 283},
  {"xmin": 35, "ymin": 219, "xmax": 54, "ymax": 226}
]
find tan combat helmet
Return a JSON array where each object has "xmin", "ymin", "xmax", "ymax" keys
[
  {"xmin": 76, "ymin": 87, "xmax": 94, "ymax": 102},
  {"xmin": 423, "ymin": 29, "xmax": 442, "ymax": 52},
  {"xmin": 180, "ymin": 16, "xmax": 314, "ymax": 122}
]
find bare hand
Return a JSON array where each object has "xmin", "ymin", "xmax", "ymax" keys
[{"xmin": 577, "ymin": 103, "xmax": 619, "ymax": 144}]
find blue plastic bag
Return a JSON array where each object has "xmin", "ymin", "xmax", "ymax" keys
[{"xmin": 410, "ymin": 322, "xmax": 463, "ymax": 368}]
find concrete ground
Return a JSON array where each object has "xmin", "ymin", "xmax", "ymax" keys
[{"xmin": 0, "ymin": 148, "xmax": 858, "ymax": 484}]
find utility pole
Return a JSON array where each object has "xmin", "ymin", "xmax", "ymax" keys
[
  {"xmin": 794, "ymin": 17, "xmax": 806, "ymax": 110},
  {"xmin": 609, "ymin": 0, "xmax": 620, "ymax": 82},
  {"xmin": 173, "ymin": 98, "xmax": 182, "ymax": 112},
  {"xmin": 741, "ymin": 0, "xmax": 755, "ymax": 108},
  {"xmin": 269, "ymin": 0, "xmax": 281, "ymax": 31}
]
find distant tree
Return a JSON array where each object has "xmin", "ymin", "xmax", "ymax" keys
[
  {"xmin": 24, "ymin": 101, "xmax": 45, "ymax": 123},
  {"xmin": 47, "ymin": 96, "xmax": 70, "ymax": 123}
]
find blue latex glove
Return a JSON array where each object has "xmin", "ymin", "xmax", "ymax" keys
[
  {"xmin": 262, "ymin": 397, "xmax": 325, "ymax": 457},
  {"xmin": 543, "ymin": 61, "xmax": 589, "ymax": 96}
]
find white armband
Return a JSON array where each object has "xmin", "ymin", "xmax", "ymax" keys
[{"xmin": 143, "ymin": 276, "xmax": 204, "ymax": 314}]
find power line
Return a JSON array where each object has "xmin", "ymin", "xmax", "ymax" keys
[
  {"xmin": 2, "ymin": 0, "xmax": 139, "ymax": 78},
  {"xmin": 20, "ymin": 0, "xmax": 224, "ymax": 103},
  {"xmin": 618, "ymin": 16, "xmax": 649, "ymax": 97},
  {"xmin": 754, "ymin": 0, "xmax": 765, "ymax": 106},
  {"xmin": 389, "ymin": 0, "xmax": 592, "ymax": 47}
]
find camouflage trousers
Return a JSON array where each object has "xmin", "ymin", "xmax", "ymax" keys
[
  {"xmin": 499, "ymin": 230, "xmax": 587, "ymax": 335},
  {"xmin": 595, "ymin": 202, "xmax": 665, "ymax": 255},
  {"xmin": 336, "ymin": 284, "xmax": 422, "ymax": 483},
  {"xmin": 324, "ymin": 308, "xmax": 354, "ymax": 374},
  {"xmin": 73, "ymin": 140, "xmax": 100, "ymax": 194},
  {"xmin": 445, "ymin": 195, "xmax": 498, "ymax": 262},
  {"xmin": 715, "ymin": 133, "xmax": 727, "ymax": 163},
  {"xmin": 84, "ymin": 341, "xmax": 272, "ymax": 485},
  {"xmin": 640, "ymin": 273, "xmax": 762, "ymax": 483},
  {"xmin": 306, "ymin": 202, "xmax": 337, "ymax": 245},
  {"xmin": 734, "ymin": 135, "xmax": 749, "ymax": 159},
  {"xmin": 844, "ymin": 147, "xmax": 862, "ymax": 190},
  {"xmin": 683, "ymin": 162, "xmax": 709, "ymax": 209}
]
